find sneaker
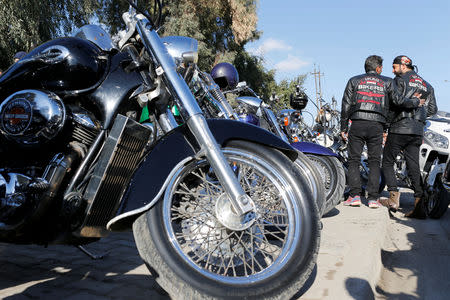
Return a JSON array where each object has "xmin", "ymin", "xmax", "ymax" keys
[
  {"xmin": 343, "ymin": 195, "xmax": 361, "ymax": 207},
  {"xmin": 368, "ymin": 199, "xmax": 382, "ymax": 209}
]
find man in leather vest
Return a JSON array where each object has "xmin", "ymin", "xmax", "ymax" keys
[
  {"xmin": 341, "ymin": 55, "xmax": 423, "ymax": 208},
  {"xmin": 382, "ymin": 55, "xmax": 437, "ymax": 218}
]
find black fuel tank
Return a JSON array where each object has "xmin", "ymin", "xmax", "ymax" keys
[{"xmin": 0, "ymin": 37, "xmax": 108, "ymax": 94}]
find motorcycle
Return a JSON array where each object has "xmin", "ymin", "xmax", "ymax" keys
[
  {"xmin": 276, "ymin": 90, "xmax": 346, "ymax": 213},
  {"xmin": 390, "ymin": 111, "xmax": 450, "ymax": 218},
  {"xmin": 221, "ymin": 82, "xmax": 345, "ymax": 216},
  {"xmin": 420, "ymin": 111, "xmax": 450, "ymax": 218},
  {"xmin": 188, "ymin": 71, "xmax": 327, "ymax": 215},
  {"xmin": 0, "ymin": 1, "xmax": 320, "ymax": 299}
]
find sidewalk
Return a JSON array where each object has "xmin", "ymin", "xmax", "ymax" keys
[
  {"xmin": 299, "ymin": 199, "xmax": 390, "ymax": 300},
  {"xmin": 0, "ymin": 199, "xmax": 391, "ymax": 300}
]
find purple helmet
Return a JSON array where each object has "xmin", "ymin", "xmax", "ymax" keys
[{"xmin": 211, "ymin": 62, "xmax": 239, "ymax": 90}]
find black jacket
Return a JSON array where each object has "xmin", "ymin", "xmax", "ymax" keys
[
  {"xmin": 340, "ymin": 71, "xmax": 418, "ymax": 132},
  {"xmin": 389, "ymin": 70, "xmax": 438, "ymax": 135}
]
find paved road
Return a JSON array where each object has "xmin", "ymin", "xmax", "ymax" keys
[
  {"xmin": 1, "ymin": 189, "xmax": 448, "ymax": 300},
  {"xmin": 376, "ymin": 189, "xmax": 450, "ymax": 300},
  {"xmin": 0, "ymin": 232, "xmax": 167, "ymax": 300}
]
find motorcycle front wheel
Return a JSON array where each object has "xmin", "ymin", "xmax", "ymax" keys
[
  {"xmin": 133, "ymin": 140, "xmax": 320, "ymax": 299},
  {"xmin": 425, "ymin": 174, "xmax": 449, "ymax": 219}
]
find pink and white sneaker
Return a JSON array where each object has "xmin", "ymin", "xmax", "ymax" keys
[
  {"xmin": 343, "ymin": 195, "xmax": 361, "ymax": 207},
  {"xmin": 368, "ymin": 199, "xmax": 382, "ymax": 209}
]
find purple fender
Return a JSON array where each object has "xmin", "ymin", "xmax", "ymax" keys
[
  {"xmin": 290, "ymin": 141, "xmax": 338, "ymax": 157},
  {"xmin": 238, "ymin": 114, "xmax": 260, "ymax": 126}
]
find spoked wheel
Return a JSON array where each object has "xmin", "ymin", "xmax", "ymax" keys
[
  {"xmin": 306, "ymin": 154, "xmax": 345, "ymax": 215},
  {"xmin": 133, "ymin": 141, "xmax": 320, "ymax": 299},
  {"xmin": 425, "ymin": 175, "xmax": 449, "ymax": 219}
]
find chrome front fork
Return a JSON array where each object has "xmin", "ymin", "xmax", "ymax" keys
[
  {"xmin": 136, "ymin": 17, "xmax": 253, "ymax": 216},
  {"xmin": 186, "ymin": 114, "xmax": 254, "ymax": 215}
]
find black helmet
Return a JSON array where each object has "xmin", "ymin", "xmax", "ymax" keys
[{"xmin": 211, "ymin": 62, "xmax": 239, "ymax": 90}]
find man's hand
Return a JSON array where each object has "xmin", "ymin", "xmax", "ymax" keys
[
  {"xmin": 340, "ymin": 131, "xmax": 348, "ymax": 141},
  {"xmin": 383, "ymin": 132, "xmax": 388, "ymax": 146},
  {"xmin": 413, "ymin": 92, "xmax": 426, "ymax": 106}
]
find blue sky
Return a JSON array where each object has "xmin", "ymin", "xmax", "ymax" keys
[{"xmin": 246, "ymin": 0, "xmax": 450, "ymax": 118}]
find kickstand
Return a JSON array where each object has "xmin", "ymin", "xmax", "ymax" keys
[{"xmin": 76, "ymin": 245, "xmax": 107, "ymax": 260}]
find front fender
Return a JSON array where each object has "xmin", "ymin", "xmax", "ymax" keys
[
  {"xmin": 290, "ymin": 141, "xmax": 338, "ymax": 157},
  {"xmin": 107, "ymin": 119, "xmax": 296, "ymax": 231}
]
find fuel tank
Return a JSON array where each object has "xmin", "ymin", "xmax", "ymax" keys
[{"xmin": 0, "ymin": 37, "xmax": 108, "ymax": 95}]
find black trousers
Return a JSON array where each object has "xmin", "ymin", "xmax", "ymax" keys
[
  {"xmin": 347, "ymin": 120, "xmax": 384, "ymax": 199},
  {"xmin": 382, "ymin": 133, "xmax": 423, "ymax": 198}
]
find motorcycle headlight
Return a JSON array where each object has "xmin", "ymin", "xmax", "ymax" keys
[{"xmin": 424, "ymin": 129, "xmax": 449, "ymax": 149}]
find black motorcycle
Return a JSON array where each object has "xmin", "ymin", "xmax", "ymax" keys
[{"xmin": 0, "ymin": 1, "xmax": 320, "ymax": 299}]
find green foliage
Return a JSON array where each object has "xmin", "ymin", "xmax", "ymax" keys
[
  {"xmin": 161, "ymin": 0, "xmax": 260, "ymax": 71},
  {"xmin": 234, "ymin": 50, "xmax": 276, "ymax": 99},
  {"xmin": 0, "ymin": 0, "xmax": 306, "ymax": 105},
  {"xmin": 270, "ymin": 75, "xmax": 307, "ymax": 111}
]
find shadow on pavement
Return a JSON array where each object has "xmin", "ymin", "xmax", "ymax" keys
[
  {"xmin": 0, "ymin": 232, "xmax": 170, "ymax": 300},
  {"xmin": 345, "ymin": 277, "xmax": 375, "ymax": 300},
  {"xmin": 375, "ymin": 190, "xmax": 450, "ymax": 300},
  {"xmin": 322, "ymin": 207, "xmax": 340, "ymax": 218}
]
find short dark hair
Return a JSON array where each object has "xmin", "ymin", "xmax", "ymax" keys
[{"xmin": 364, "ymin": 55, "xmax": 383, "ymax": 73}]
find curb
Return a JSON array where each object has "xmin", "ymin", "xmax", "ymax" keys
[{"xmin": 299, "ymin": 202, "xmax": 389, "ymax": 299}]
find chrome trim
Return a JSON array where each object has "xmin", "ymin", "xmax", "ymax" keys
[
  {"xmin": 72, "ymin": 113, "xmax": 98, "ymax": 130},
  {"xmin": 135, "ymin": 17, "xmax": 202, "ymax": 118},
  {"xmin": 426, "ymin": 162, "xmax": 447, "ymax": 186},
  {"xmin": 186, "ymin": 115, "xmax": 254, "ymax": 214},
  {"xmin": 158, "ymin": 109, "xmax": 178, "ymax": 132},
  {"xmin": 0, "ymin": 90, "xmax": 66, "ymax": 145},
  {"xmin": 162, "ymin": 148, "xmax": 301, "ymax": 284},
  {"xmin": 263, "ymin": 107, "xmax": 290, "ymax": 143},
  {"xmin": 136, "ymin": 16, "xmax": 253, "ymax": 215},
  {"xmin": 75, "ymin": 24, "xmax": 116, "ymax": 51},
  {"xmin": 201, "ymin": 72, "xmax": 238, "ymax": 119},
  {"xmin": 161, "ymin": 36, "xmax": 198, "ymax": 66},
  {"xmin": 236, "ymin": 96, "xmax": 262, "ymax": 112}
]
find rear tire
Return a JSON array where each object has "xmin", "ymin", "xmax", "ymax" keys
[
  {"xmin": 306, "ymin": 155, "xmax": 346, "ymax": 215},
  {"xmin": 294, "ymin": 151, "xmax": 326, "ymax": 217},
  {"xmin": 133, "ymin": 140, "xmax": 320, "ymax": 299}
]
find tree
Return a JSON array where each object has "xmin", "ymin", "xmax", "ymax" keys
[
  {"xmin": 234, "ymin": 50, "xmax": 276, "ymax": 99},
  {"xmin": 0, "ymin": 0, "xmax": 101, "ymax": 70},
  {"xmin": 270, "ymin": 75, "xmax": 307, "ymax": 111},
  {"xmin": 161, "ymin": 0, "xmax": 259, "ymax": 71}
]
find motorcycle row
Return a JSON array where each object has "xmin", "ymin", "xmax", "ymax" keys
[{"xmin": 0, "ymin": 1, "xmax": 448, "ymax": 299}]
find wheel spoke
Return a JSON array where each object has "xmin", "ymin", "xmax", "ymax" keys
[{"xmin": 163, "ymin": 149, "xmax": 299, "ymax": 282}]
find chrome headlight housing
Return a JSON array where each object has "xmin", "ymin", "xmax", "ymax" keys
[
  {"xmin": 424, "ymin": 129, "xmax": 449, "ymax": 149},
  {"xmin": 161, "ymin": 36, "xmax": 198, "ymax": 68}
]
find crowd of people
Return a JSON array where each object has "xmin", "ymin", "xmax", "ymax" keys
[{"xmin": 340, "ymin": 55, "xmax": 437, "ymax": 218}]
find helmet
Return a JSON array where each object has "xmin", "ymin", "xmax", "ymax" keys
[
  {"xmin": 290, "ymin": 90, "xmax": 308, "ymax": 110},
  {"xmin": 211, "ymin": 62, "xmax": 239, "ymax": 90},
  {"xmin": 13, "ymin": 51, "xmax": 27, "ymax": 61}
]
